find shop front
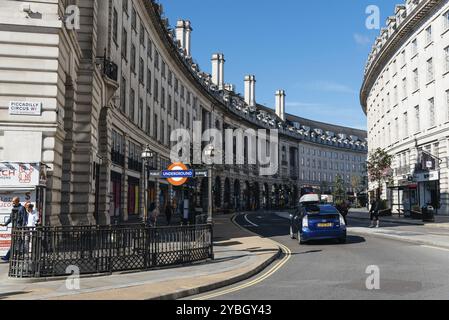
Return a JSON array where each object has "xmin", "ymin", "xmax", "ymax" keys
[
  {"xmin": 415, "ymin": 171, "xmax": 440, "ymax": 214},
  {"xmin": 387, "ymin": 179, "xmax": 418, "ymax": 216},
  {"xmin": 110, "ymin": 171, "xmax": 122, "ymax": 223},
  {"xmin": 127, "ymin": 176, "xmax": 141, "ymax": 221}
]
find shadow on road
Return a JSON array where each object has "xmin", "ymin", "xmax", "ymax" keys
[{"xmin": 299, "ymin": 235, "xmax": 366, "ymax": 246}]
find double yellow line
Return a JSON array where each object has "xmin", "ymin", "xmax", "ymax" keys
[{"xmin": 193, "ymin": 215, "xmax": 292, "ymax": 300}]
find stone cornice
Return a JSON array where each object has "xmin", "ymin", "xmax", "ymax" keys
[{"xmin": 142, "ymin": 1, "xmax": 367, "ymax": 153}]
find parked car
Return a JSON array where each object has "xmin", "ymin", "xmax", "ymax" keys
[{"xmin": 290, "ymin": 194, "xmax": 347, "ymax": 244}]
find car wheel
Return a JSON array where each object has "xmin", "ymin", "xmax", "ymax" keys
[{"xmin": 290, "ymin": 226, "xmax": 296, "ymax": 239}]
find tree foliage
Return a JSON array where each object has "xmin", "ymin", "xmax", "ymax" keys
[
  {"xmin": 333, "ymin": 174, "xmax": 346, "ymax": 202},
  {"xmin": 367, "ymin": 148, "xmax": 393, "ymax": 187}
]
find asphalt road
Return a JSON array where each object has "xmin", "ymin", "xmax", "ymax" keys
[{"xmin": 190, "ymin": 211, "xmax": 449, "ymax": 300}]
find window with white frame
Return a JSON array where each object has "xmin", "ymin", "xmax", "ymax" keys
[
  {"xmin": 415, "ymin": 105, "xmax": 420, "ymax": 132},
  {"xmin": 411, "ymin": 39, "xmax": 418, "ymax": 56},
  {"xmin": 402, "ymin": 78, "xmax": 407, "ymax": 99},
  {"xmin": 427, "ymin": 58, "xmax": 434, "ymax": 82},
  {"xmin": 447, "ymin": 90, "xmax": 449, "ymax": 120},
  {"xmin": 404, "ymin": 112, "xmax": 408, "ymax": 138},
  {"xmin": 445, "ymin": 46, "xmax": 449, "ymax": 72},
  {"xmin": 413, "ymin": 68, "xmax": 419, "ymax": 91},
  {"xmin": 443, "ymin": 10, "xmax": 449, "ymax": 30},
  {"xmin": 425, "ymin": 26, "xmax": 432, "ymax": 44},
  {"xmin": 395, "ymin": 118, "xmax": 399, "ymax": 142},
  {"xmin": 393, "ymin": 85, "xmax": 398, "ymax": 105},
  {"xmin": 429, "ymin": 97, "xmax": 435, "ymax": 127}
]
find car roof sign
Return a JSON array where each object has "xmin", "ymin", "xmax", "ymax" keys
[{"xmin": 299, "ymin": 194, "xmax": 320, "ymax": 204}]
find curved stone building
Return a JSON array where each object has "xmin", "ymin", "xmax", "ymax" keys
[
  {"xmin": 0, "ymin": 0, "xmax": 367, "ymax": 225},
  {"xmin": 361, "ymin": 0, "xmax": 449, "ymax": 214}
]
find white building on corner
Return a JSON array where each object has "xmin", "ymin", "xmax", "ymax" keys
[{"xmin": 361, "ymin": 0, "xmax": 449, "ymax": 215}]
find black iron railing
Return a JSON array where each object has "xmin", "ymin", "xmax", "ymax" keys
[{"xmin": 9, "ymin": 224, "xmax": 213, "ymax": 278}]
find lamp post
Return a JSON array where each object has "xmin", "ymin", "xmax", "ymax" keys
[
  {"xmin": 141, "ymin": 145, "xmax": 154, "ymax": 224},
  {"xmin": 204, "ymin": 145, "xmax": 215, "ymax": 225}
]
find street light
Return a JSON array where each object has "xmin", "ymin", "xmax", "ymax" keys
[
  {"xmin": 141, "ymin": 145, "xmax": 154, "ymax": 224},
  {"xmin": 204, "ymin": 145, "xmax": 215, "ymax": 225}
]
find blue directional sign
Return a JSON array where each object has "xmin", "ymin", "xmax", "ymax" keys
[{"xmin": 161, "ymin": 170, "xmax": 194, "ymax": 179}]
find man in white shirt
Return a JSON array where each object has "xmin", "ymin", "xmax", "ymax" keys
[{"xmin": 25, "ymin": 203, "xmax": 38, "ymax": 228}]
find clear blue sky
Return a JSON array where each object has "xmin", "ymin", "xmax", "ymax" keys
[{"xmin": 163, "ymin": 0, "xmax": 399, "ymax": 130}]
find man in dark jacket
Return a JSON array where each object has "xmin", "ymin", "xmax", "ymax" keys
[
  {"xmin": 369, "ymin": 198, "xmax": 381, "ymax": 228},
  {"xmin": 165, "ymin": 203, "xmax": 173, "ymax": 226},
  {"xmin": 0, "ymin": 197, "xmax": 28, "ymax": 262}
]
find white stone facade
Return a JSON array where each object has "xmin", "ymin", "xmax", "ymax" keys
[{"xmin": 361, "ymin": 0, "xmax": 449, "ymax": 214}]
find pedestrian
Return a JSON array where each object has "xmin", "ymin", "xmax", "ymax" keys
[
  {"xmin": 340, "ymin": 201, "xmax": 349, "ymax": 225},
  {"xmin": 369, "ymin": 198, "xmax": 381, "ymax": 228},
  {"xmin": 25, "ymin": 203, "xmax": 39, "ymax": 228},
  {"xmin": 24, "ymin": 203, "xmax": 38, "ymax": 254},
  {"xmin": 0, "ymin": 197, "xmax": 28, "ymax": 262},
  {"xmin": 147, "ymin": 202, "xmax": 160, "ymax": 227},
  {"xmin": 165, "ymin": 203, "xmax": 173, "ymax": 226}
]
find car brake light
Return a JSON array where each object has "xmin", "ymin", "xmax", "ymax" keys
[
  {"xmin": 339, "ymin": 215, "xmax": 346, "ymax": 226},
  {"xmin": 303, "ymin": 216, "xmax": 309, "ymax": 228}
]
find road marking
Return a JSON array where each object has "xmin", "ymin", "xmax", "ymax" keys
[
  {"xmin": 194, "ymin": 242, "xmax": 292, "ymax": 300},
  {"xmin": 244, "ymin": 214, "xmax": 259, "ymax": 227},
  {"xmin": 193, "ymin": 214, "xmax": 292, "ymax": 301},
  {"xmin": 421, "ymin": 245, "xmax": 449, "ymax": 252}
]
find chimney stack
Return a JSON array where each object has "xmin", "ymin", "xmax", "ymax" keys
[
  {"xmin": 176, "ymin": 20, "xmax": 192, "ymax": 56},
  {"xmin": 275, "ymin": 90, "xmax": 286, "ymax": 121},
  {"xmin": 184, "ymin": 20, "xmax": 192, "ymax": 57},
  {"xmin": 244, "ymin": 75, "xmax": 256, "ymax": 107},
  {"xmin": 211, "ymin": 53, "xmax": 225, "ymax": 90}
]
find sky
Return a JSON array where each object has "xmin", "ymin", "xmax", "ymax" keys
[{"xmin": 163, "ymin": 0, "xmax": 399, "ymax": 130}]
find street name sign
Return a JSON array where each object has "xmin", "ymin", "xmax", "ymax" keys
[
  {"xmin": 194, "ymin": 170, "xmax": 209, "ymax": 178},
  {"xmin": 9, "ymin": 101, "xmax": 42, "ymax": 116}
]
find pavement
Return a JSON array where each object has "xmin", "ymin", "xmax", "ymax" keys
[
  {"xmin": 0, "ymin": 214, "xmax": 281, "ymax": 300},
  {"xmin": 274, "ymin": 210, "xmax": 449, "ymax": 250},
  {"xmin": 348, "ymin": 208, "xmax": 449, "ymax": 229}
]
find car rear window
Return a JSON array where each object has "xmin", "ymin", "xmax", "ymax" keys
[{"xmin": 305, "ymin": 205, "xmax": 338, "ymax": 214}]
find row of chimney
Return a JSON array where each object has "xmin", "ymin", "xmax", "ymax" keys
[{"xmin": 176, "ymin": 19, "xmax": 285, "ymax": 121}]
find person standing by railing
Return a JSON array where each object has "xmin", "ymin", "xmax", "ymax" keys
[
  {"xmin": 0, "ymin": 197, "xmax": 28, "ymax": 262},
  {"xmin": 147, "ymin": 202, "xmax": 160, "ymax": 227},
  {"xmin": 165, "ymin": 203, "xmax": 173, "ymax": 226},
  {"xmin": 23, "ymin": 203, "xmax": 39, "ymax": 254}
]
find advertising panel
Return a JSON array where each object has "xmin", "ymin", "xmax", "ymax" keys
[{"xmin": 0, "ymin": 191, "xmax": 36, "ymax": 256}]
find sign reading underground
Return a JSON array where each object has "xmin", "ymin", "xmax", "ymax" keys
[{"xmin": 162, "ymin": 163, "xmax": 194, "ymax": 186}]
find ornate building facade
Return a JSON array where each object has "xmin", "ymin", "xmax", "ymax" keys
[
  {"xmin": 361, "ymin": 0, "xmax": 449, "ymax": 214},
  {"xmin": 0, "ymin": 0, "xmax": 367, "ymax": 226}
]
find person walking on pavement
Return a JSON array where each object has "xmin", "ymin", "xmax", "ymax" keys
[
  {"xmin": 369, "ymin": 198, "xmax": 381, "ymax": 228},
  {"xmin": 147, "ymin": 202, "xmax": 160, "ymax": 227},
  {"xmin": 0, "ymin": 197, "xmax": 28, "ymax": 262},
  {"xmin": 165, "ymin": 203, "xmax": 173, "ymax": 226}
]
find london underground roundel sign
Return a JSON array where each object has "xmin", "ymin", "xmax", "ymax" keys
[{"xmin": 165, "ymin": 163, "xmax": 192, "ymax": 187}]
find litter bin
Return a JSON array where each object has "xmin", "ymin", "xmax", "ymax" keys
[{"xmin": 422, "ymin": 205, "xmax": 435, "ymax": 223}]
